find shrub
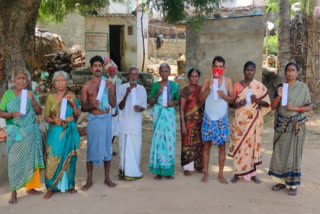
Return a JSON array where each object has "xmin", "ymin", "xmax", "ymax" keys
[{"xmin": 264, "ymin": 35, "xmax": 278, "ymax": 56}]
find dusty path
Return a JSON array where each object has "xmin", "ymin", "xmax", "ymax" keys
[{"xmin": 0, "ymin": 110, "xmax": 319, "ymax": 214}]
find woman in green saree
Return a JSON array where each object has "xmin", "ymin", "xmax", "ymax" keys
[
  {"xmin": 148, "ymin": 63, "xmax": 179, "ymax": 180},
  {"xmin": 43, "ymin": 71, "xmax": 81, "ymax": 199},
  {"xmin": 268, "ymin": 62, "xmax": 312, "ymax": 196},
  {"xmin": 0, "ymin": 66, "xmax": 44, "ymax": 204}
]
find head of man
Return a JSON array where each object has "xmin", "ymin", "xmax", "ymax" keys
[
  {"xmin": 212, "ymin": 56, "xmax": 225, "ymax": 78},
  {"xmin": 128, "ymin": 66, "xmax": 139, "ymax": 85},
  {"xmin": 107, "ymin": 65, "xmax": 118, "ymax": 84},
  {"xmin": 90, "ymin": 56, "xmax": 104, "ymax": 77}
]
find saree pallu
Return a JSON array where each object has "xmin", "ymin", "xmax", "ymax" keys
[
  {"xmin": 268, "ymin": 80, "xmax": 312, "ymax": 186},
  {"xmin": 5, "ymin": 94, "xmax": 44, "ymax": 191},
  {"xmin": 228, "ymin": 80, "xmax": 271, "ymax": 177},
  {"xmin": 45, "ymin": 94, "xmax": 81, "ymax": 192},
  {"xmin": 149, "ymin": 81, "xmax": 179, "ymax": 176},
  {"xmin": 180, "ymin": 86, "xmax": 204, "ymax": 170}
]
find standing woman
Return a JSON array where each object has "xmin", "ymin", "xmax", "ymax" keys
[
  {"xmin": 148, "ymin": 63, "xmax": 179, "ymax": 180},
  {"xmin": 43, "ymin": 71, "xmax": 81, "ymax": 199},
  {"xmin": 0, "ymin": 66, "xmax": 44, "ymax": 204},
  {"xmin": 180, "ymin": 68, "xmax": 204, "ymax": 176},
  {"xmin": 268, "ymin": 62, "xmax": 312, "ymax": 196},
  {"xmin": 228, "ymin": 61, "xmax": 271, "ymax": 183}
]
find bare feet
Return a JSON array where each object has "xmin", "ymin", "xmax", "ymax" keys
[
  {"xmin": 218, "ymin": 175, "xmax": 228, "ymax": 184},
  {"xmin": 231, "ymin": 175, "xmax": 239, "ymax": 183},
  {"xmin": 104, "ymin": 179, "xmax": 117, "ymax": 188},
  {"xmin": 184, "ymin": 170, "xmax": 192, "ymax": 176},
  {"xmin": 27, "ymin": 189, "xmax": 43, "ymax": 195},
  {"xmin": 81, "ymin": 182, "xmax": 93, "ymax": 191},
  {"xmin": 201, "ymin": 175, "xmax": 208, "ymax": 183},
  {"xmin": 8, "ymin": 191, "xmax": 17, "ymax": 204},
  {"xmin": 67, "ymin": 189, "xmax": 78, "ymax": 194},
  {"xmin": 154, "ymin": 175, "xmax": 162, "ymax": 180},
  {"xmin": 43, "ymin": 191, "xmax": 54, "ymax": 199},
  {"xmin": 251, "ymin": 176, "xmax": 261, "ymax": 184},
  {"xmin": 166, "ymin": 176, "xmax": 174, "ymax": 180}
]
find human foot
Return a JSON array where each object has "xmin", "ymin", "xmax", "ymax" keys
[
  {"xmin": 27, "ymin": 189, "xmax": 43, "ymax": 195},
  {"xmin": 201, "ymin": 175, "xmax": 208, "ymax": 183},
  {"xmin": 288, "ymin": 188, "xmax": 297, "ymax": 196},
  {"xmin": 184, "ymin": 170, "xmax": 191, "ymax": 176},
  {"xmin": 231, "ymin": 175, "xmax": 239, "ymax": 183},
  {"xmin": 251, "ymin": 176, "xmax": 261, "ymax": 184},
  {"xmin": 104, "ymin": 179, "xmax": 117, "ymax": 188},
  {"xmin": 43, "ymin": 191, "xmax": 54, "ymax": 199},
  {"xmin": 8, "ymin": 192, "xmax": 17, "ymax": 204},
  {"xmin": 80, "ymin": 182, "xmax": 93, "ymax": 191},
  {"xmin": 166, "ymin": 176, "xmax": 174, "ymax": 180},
  {"xmin": 218, "ymin": 175, "xmax": 228, "ymax": 184},
  {"xmin": 271, "ymin": 183, "xmax": 286, "ymax": 191},
  {"xmin": 154, "ymin": 175, "xmax": 162, "ymax": 180},
  {"xmin": 67, "ymin": 189, "xmax": 78, "ymax": 194}
]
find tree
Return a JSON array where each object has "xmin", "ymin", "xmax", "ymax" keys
[{"xmin": 0, "ymin": 0, "xmax": 108, "ymax": 95}]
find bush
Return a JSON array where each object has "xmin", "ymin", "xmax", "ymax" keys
[{"xmin": 264, "ymin": 35, "xmax": 278, "ymax": 56}]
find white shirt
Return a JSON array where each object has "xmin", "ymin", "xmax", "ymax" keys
[{"xmin": 118, "ymin": 83, "xmax": 147, "ymax": 134}]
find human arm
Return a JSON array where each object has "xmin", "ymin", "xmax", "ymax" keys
[
  {"xmin": 106, "ymin": 80, "xmax": 116, "ymax": 108},
  {"xmin": 119, "ymin": 86, "xmax": 132, "ymax": 110},
  {"xmin": 271, "ymin": 85, "xmax": 282, "ymax": 110},
  {"xmin": 217, "ymin": 77, "xmax": 234, "ymax": 104},
  {"xmin": 148, "ymin": 83, "xmax": 163, "ymax": 107},
  {"xmin": 64, "ymin": 93, "xmax": 81, "ymax": 118},
  {"xmin": 179, "ymin": 95, "xmax": 188, "ymax": 135},
  {"xmin": 199, "ymin": 77, "xmax": 211, "ymax": 102},
  {"xmin": 251, "ymin": 95, "xmax": 270, "ymax": 108},
  {"xmin": 28, "ymin": 91, "xmax": 42, "ymax": 115}
]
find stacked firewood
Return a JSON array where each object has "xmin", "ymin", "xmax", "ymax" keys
[{"xmin": 70, "ymin": 50, "xmax": 85, "ymax": 68}]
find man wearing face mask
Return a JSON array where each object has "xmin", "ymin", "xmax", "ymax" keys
[
  {"xmin": 105, "ymin": 64, "xmax": 122, "ymax": 154},
  {"xmin": 199, "ymin": 56, "xmax": 234, "ymax": 184},
  {"xmin": 117, "ymin": 66, "xmax": 147, "ymax": 181}
]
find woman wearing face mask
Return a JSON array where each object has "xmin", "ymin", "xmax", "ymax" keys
[
  {"xmin": 43, "ymin": 71, "xmax": 81, "ymax": 199},
  {"xmin": 0, "ymin": 66, "xmax": 44, "ymax": 204},
  {"xmin": 179, "ymin": 68, "xmax": 204, "ymax": 176},
  {"xmin": 228, "ymin": 61, "xmax": 271, "ymax": 184},
  {"xmin": 148, "ymin": 63, "xmax": 179, "ymax": 180},
  {"xmin": 268, "ymin": 62, "xmax": 312, "ymax": 196}
]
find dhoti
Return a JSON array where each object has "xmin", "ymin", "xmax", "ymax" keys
[
  {"xmin": 119, "ymin": 133, "xmax": 142, "ymax": 180},
  {"xmin": 112, "ymin": 108, "xmax": 119, "ymax": 137},
  {"xmin": 87, "ymin": 113, "xmax": 112, "ymax": 166}
]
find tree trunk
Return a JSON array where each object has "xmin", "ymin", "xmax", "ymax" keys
[
  {"xmin": 0, "ymin": 0, "xmax": 41, "ymax": 96},
  {"xmin": 277, "ymin": 0, "xmax": 291, "ymax": 83}
]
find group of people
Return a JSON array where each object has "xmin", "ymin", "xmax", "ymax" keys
[{"xmin": 0, "ymin": 55, "xmax": 311, "ymax": 204}]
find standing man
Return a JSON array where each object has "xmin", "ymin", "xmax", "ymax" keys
[
  {"xmin": 106, "ymin": 64, "xmax": 122, "ymax": 155},
  {"xmin": 80, "ymin": 56, "xmax": 117, "ymax": 191},
  {"xmin": 199, "ymin": 56, "xmax": 234, "ymax": 184},
  {"xmin": 117, "ymin": 66, "xmax": 147, "ymax": 181}
]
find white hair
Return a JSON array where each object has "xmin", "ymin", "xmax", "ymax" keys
[
  {"xmin": 52, "ymin": 71, "xmax": 70, "ymax": 83},
  {"xmin": 128, "ymin": 65, "xmax": 139, "ymax": 74},
  {"xmin": 12, "ymin": 66, "xmax": 31, "ymax": 83}
]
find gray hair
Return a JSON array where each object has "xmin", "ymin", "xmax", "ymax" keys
[
  {"xmin": 12, "ymin": 66, "xmax": 31, "ymax": 83},
  {"xmin": 52, "ymin": 71, "xmax": 70, "ymax": 83},
  {"xmin": 128, "ymin": 65, "xmax": 139, "ymax": 74},
  {"xmin": 159, "ymin": 63, "xmax": 171, "ymax": 72}
]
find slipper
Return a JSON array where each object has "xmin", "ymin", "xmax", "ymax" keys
[
  {"xmin": 272, "ymin": 183, "xmax": 286, "ymax": 191},
  {"xmin": 288, "ymin": 188, "xmax": 297, "ymax": 196}
]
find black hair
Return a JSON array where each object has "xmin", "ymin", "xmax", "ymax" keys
[
  {"xmin": 243, "ymin": 61, "xmax": 256, "ymax": 71},
  {"xmin": 187, "ymin": 68, "xmax": 201, "ymax": 78},
  {"xmin": 90, "ymin": 55, "xmax": 104, "ymax": 67},
  {"xmin": 212, "ymin": 56, "xmax": 225, "ymax": 66},
  {"xmin": 285, "ymin": 62, "xmax": 299, "ymax": 73}
]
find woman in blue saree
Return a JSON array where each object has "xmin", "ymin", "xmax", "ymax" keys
[{"xmin": 43, "ymin": 71, "xmax": 81, "ymax": 199}]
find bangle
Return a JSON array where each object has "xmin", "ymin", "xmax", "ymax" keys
[
  {"xmin": 255, "ymin": 99, "xmax": 260, "ymax": 104},
  {"xmin": 299, "ymin": 107, "xmax": 303, "ymax": 112},
  {"xmin": 71, "ymin": 102, "xmax": 76, "ymax": 108}
]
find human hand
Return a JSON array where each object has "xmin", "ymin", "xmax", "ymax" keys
[
  {"xmin": 239, "ymin": 99, "xmax": 247, "ymax": 106},
  {"xmin": 54, "ymin": 118, "xmax": 62, "ymax": 125},
  {"xmin": 251, "ymin": 95, "xmax": 257, "ymax": 103},
  {"xmin": 12, "ymin": 111, "xmax": 21, "ymax": 119},
  {"xmin": 105, "ymin": 107, "xmax": 110, "ymax": 113},
  {"xmin": 64, "ymin": 94, "xmax": 74, "ymax": 105},
  {"xmin": 105, "ymin": 80, "xmax": 114, "ymax": 91},
  {"xmin": 167, "ymin": 100, "xmax": 175, "ymax": 107},
  {"xmin": 277, "ymin": 86, "xmax": 283, "ymax": 97},
  {"xmin": 27, "ymin": 91, "xmax": 35, "ymax": 102},
  {"xmin": 217, "ymin": 90, "xmax": 225, "ymax": 98},
  {"xmin": 181, "ymin": 125, "xmax": 188, "ymax": 135},
  {"xmin": 286, "ymin": 103, "xmax": 294, "ymax": 111},
  {"xmin": 94, "ymin": 100, "xmax": 100, "ymax": 109},
  {"xmin": 134, "ymin": 105, "xmax": 141, "ymax": 112}
]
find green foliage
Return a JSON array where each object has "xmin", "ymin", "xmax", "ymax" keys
[
  {"xmin": 38, "ymin": 0, "xmax": 110, "ymax": 23},
  {"xmin": 264, "ymin": 35, "xmax": 278, "ymax": 56}
]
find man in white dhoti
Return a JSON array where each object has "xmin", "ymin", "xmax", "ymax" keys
[
  {"xmin": 117, "ymin": 66, "xmax": 147, "ymax": 181},
  {"xmin": 106, "ymin": 64, "xmax": 122, "ymax": 155}
]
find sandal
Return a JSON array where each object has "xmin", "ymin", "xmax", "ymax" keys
[
  {"xmin": 272, "ymin": 183, "xmax": 286, "ymax": 191},
  {"xmin": 288, "ymin": 188, "xmax": 297, "ymax": 196}
]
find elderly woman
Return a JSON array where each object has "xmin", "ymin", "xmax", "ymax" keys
[
  {"xmin": 228, "ymin": 61, "xmax": 271, "ymax": 184},
  {"xmin": 179, "ymin": 68, "xmax": 204, "ymax": 176},
  {"xmin": 0, "ymin": 66, "xmax": 44, "ymax": 204},
  {"xmin": 268, "ymin": 62, "xmax": 312, "ymax": 196},
  {"xmin": 148, "ymin": 63, "xmax": 179, "ymax": 180},
  {"xmin": 43, "ymin": 71, "xmax": 81, "ymax": 199}
]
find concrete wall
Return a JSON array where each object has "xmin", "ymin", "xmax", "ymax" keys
[
  {"xmin": 148, "ymin": 38, "xmax": 186, "ymax": 58},
  {"xmin": 85, "ymin": 15, "xmax": 148, "ymax": 72},
  {"xmin": 37, "ymin": 13, "xmax": 85, "ymax": 48},
  {"xmin": 185, "ymin": 15, "xmax": 265, "ymax": 84}
]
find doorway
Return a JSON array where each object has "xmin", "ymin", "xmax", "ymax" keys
[{"xmin": 109, "ymin": 25, "xmax": 125, "ymax": 71}]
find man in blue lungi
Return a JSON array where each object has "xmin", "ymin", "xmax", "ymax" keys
[{"xmin": 80, "ymin": 56, "xmax": 117, "ymax": 191}]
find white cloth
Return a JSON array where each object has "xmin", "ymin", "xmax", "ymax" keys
[
  {"xmin": 183, "ymin": 161, "xmax": 195, "ymax": 171},
  {"xmin": 111, "ymin": 77, "xmax": 122, "ymax": 137},
  {"xmin": 118, "ymin": 83, "xmax": 147, "ymax": 134},
  {"xmin": 119, "ymin": 133, "xmax": 142, "ymax": 178}
]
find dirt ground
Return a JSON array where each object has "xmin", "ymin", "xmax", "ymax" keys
[{"xmin": 0, "ymin": 109, "xmax": 320, "ymax": 214}]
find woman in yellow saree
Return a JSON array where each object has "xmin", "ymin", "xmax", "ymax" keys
[{"xmin": 228, "ymin": 61, "xmax": 271, "ymax": 183}]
